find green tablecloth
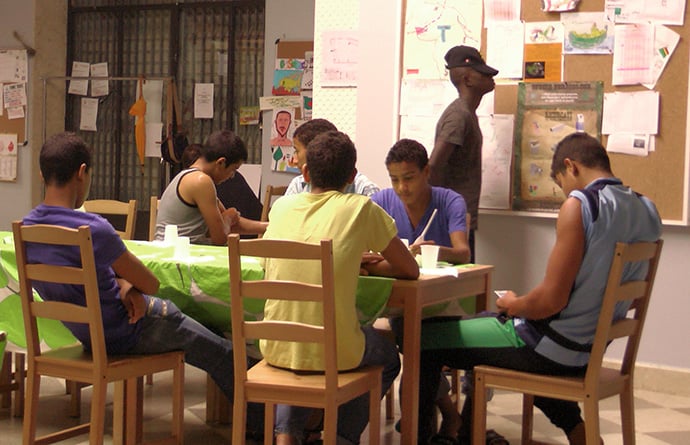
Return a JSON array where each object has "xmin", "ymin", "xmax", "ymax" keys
[{"xmin": 0, "ymin": 232, "xmax": 395, "ymax": 348}]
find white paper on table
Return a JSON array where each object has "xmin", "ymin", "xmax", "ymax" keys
[
  {"xmin": 479, "ymin": 114, "xmax": 514, "ymax": 210},
  {"xmin": 145, "ymin": 122, "xmax": 163, "ymax": 157},
  {"xmin": 140, "ymin": 80, "xmax": 164, "ymax": 123},
  {"xmin": 487, "ymin": 21, "xmax": 524, "ymax": 79},
  {"xmin": 606, "ymin": 133, "xmax": 650, "ymax": 156},
  {"xmin": 68, "ymin": 61, "xmax": 90, "ymax": 96},
  {"xmin": 79, "ymin": 97, "xmax": 99, "ymax": 131},
  {"xmin": 602, "ymin": 91, "xmax": 659, "ymax": 135},
  {"xmin": 6, "ymin": 106, "xmax": 24, "ymax": 120},
  {"xmin": 642, "ymin": 25, "xmax": 680, "ymax": 89},
  {"xmin": 194, "ymin": 83, "xmax": 214, "ymax": 119},
  {"xmin": 90, "ymin": 62, "xmax": 109, "ymax": 97},
  {"xmin": 612, "ymin": 24, "xmax": 654, "ymax": 85},
  {"xmin": 420, "ymin": 267, "xmax": 459, "ymax": 277},
  {"xmin": 3, "ymin": 83, "xmax": 26, "ymax": 107},
  {"xmin": 483, "ymin": 0, "xmax": 521, "ymax": 25}
]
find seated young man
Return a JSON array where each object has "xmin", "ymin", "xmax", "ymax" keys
[
  {"xmin": 22, "ymin": 132, "xmax": 260, "ymax": 425},
  {"xmin": 261, "ymin": 130, "xmax": 419, "ymax": 445},
  {"xmin": 371, "ymin": 138, "xmax": 472, "ymax": 439},
  {"xmin": 155, "ymin": 130, "xmax": 266, "ymax": 244},
  {"xmin": 415, "ymin": 133, "xmax": 662, "ymax": 445},
  {"xmin": 285, "ymin": 118, "xmax": 380, "ymax": 197}
]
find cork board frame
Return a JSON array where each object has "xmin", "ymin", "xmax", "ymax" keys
[{"xmin": 491, "ymin": 1, "xmax": 690, "ymax": 223}]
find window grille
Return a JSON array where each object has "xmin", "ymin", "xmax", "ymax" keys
[{"xmin": 65, "ymin": 0, "xmax": 264, "ymax": 210}]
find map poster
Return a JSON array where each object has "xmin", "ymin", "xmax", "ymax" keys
[{"xmin": 512, "ymin": 81, "xmax": 603, "ymax": 212}]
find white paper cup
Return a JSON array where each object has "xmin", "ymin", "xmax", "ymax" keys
[
  {"xmin": 164, "ymin": 224, "xmax": 178, "ymax": 244},
  {"xmin": 400, "ymin": 238, "xmax": 409, "ymax": 249},
  {"xmin": 174, "ymin": 236, "xmax": 190, "ymax": 260},
  {"xmin": 420, "ymin": 244, "xmax": 440, "ymax": 269}
]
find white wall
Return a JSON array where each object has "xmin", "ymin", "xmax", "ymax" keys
[
  {"xmin": 0, "ymin": 0, "xmax": 35, "ymax": 230},
  {"xmin": 260, "ymin": 0, "xmax": 316, "ymax": 198}
]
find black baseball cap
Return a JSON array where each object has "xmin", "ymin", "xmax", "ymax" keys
[{"xmin": 444, "ymin": 45, "xmax": 499, "ymax": 76}]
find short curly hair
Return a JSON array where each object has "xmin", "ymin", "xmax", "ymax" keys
[
  {"xmin": 40, "ymin": 132, "xmax": 92, "ymax": 186},
  {"xmin": 385, "ymin": 138, "xmax": 428, "ymax": 170},
  {"xmin": 306, "ymin": 131, "xmax": 356, "ymax": 190},
  {"xmin": 550, "ymin": 133, "xmax": 612, "ymax": 180}
]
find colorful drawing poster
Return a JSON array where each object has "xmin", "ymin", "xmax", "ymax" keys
[
  {"xmin": 272, "ymin": 70, "xmax": 303, "ymax": 96},
  {"xmin": 524, "ymin": 22, "xmax": 564, "ymax": 82},
  {"xmin": 402, "ymin": 0, "xmax": 483, "ymax": 79},
  {"xmin": 239, "ymin": 106, "xmax": 260, "ymax": 125},
  {"xmin": 513, "ymin": 82, "xmax": 603, "ymax": 212},
  {"xmin": 562, "ymin": 12, "xmax": 614, "ymax": 54}
]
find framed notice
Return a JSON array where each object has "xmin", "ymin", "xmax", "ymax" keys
[{"xmin": 512, "ymin": 81, "xmax": 603, "ymax": 212}]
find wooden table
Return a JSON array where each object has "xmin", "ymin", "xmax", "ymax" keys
[{"xmin": 388, "ymin": 265, "xmax": 493, "ymax": 444}]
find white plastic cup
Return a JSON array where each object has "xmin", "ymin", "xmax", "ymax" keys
[
  {"xmin": 174, "ymin": 236, "xmax": 190, "ymax": 260},
  {"xmin": 164, "ymin": 224, "xmax": 178, "ymax": 244},
  {"xmin": 420, "ymin": 244, "xmax": 440, "ymax": 269},
  {"xmin": 400, "ymin": 238, "xmax": 409, "ymax": 249}
]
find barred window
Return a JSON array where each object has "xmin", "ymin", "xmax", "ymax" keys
[{"xmin": 65, "ymin": 0, "xmax": 264, "ymax": 214}]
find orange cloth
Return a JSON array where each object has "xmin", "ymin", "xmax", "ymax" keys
[{"xmin": 128, "ymin": 93, "xmax": 147, "ymax": 172}]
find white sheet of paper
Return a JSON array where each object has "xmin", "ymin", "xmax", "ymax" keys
[
  {"xmin": 145, "ymin": 122, "xmax": 163, "ymax": 157},
  {"xmin": 602, "ymin": 91, "xmax": 659, "ymax": 135},
  {"xmin": 90, "ymin": 62, "xmax": 109, "ymax": 97},
  {"xmin": 194, "ymin": 83, "xmax": 214, "ymax": 119},
  {"xmin": 3, "ymin": 83, "xmax": 26, "ymax": 107},
  {"xmin": 484, "ymin": 0, "xmax": 521, "ymax": 25},
  {"xmin": 0, "ymin": 134, "xmax": 18, "ymax": 181},
  {"xmin": 320, "ymin": 30, "xmax": 359, "ymax": 87},
  {"xmin": 0, "ymin": 50, "xmax": 28, "ymax": 83},
  {"xmin": 79, "ymin": 97, "xmax": 99, "ymax": 131},
  {"xmin": 606, "ymin": 0, "xmax": 686, "ymax": 25},
  {"xmin": 6, "ymin": 106, "xmax": 24, "ymax": 120},
  {"xmin": 479, "ymin": 114, "xmax": 514, "ymax": 210},
  {"xmin": 487, "ymin": 22, "xmax": 525, "ymax": 79},
  {"xmin": 69, "ymin": 61, "xmax": 90, "ymax": 96},
  {"xmin": 399, "ymin": 79, "xmax": 456, "ymax": 117},
  {"xmin": 141, "ymin": 80, "xmax": 164, "ymax": 123},
  {"xmin": 612, "ymin": 24, "xmax": 654, "ymax": 85},
  {"xmin": 606, "ymin": 133, "xmax": 650, "ymax": 156},
  {"xmin": 642, "ymin": 25, "xmax": 680, "ymax": 90}
]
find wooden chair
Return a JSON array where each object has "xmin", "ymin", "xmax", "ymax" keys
[
  {"xmin": 13, "ymin": 222, "xmax": 185, "ymax": 445},
  {"xmin": 228, "ymin": 234, "xmax": 382, "ymax": 445},
  {"xmin": 149, "ymin": 196, "xmax": 160, "ymax": 242},
  {"xmin": 260, "ymin": 185, "xmax": 287, "ymax": 222},
  {"xmin": 83, "ymin": 199, "xmax": 137, "ymax": 240},
  {"xmin": 472, "ymin": 240, "xmax": 663, "ymax": 445}
]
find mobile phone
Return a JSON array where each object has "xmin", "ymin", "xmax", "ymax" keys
[{"xmin": 494, "ymin": 290, "xmax": 508, "ymax": 299}]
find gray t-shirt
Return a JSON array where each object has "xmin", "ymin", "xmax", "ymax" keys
[
  {"xmin": 433, "ymin": 97, "xmax": 482, "ymax": 229},
  {"xmin": 155, "ymin": 168, "xmax": 211, "ymax": 244}
]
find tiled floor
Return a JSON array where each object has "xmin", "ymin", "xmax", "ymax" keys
[{"xmin": 1, "ymin": 364, "xmax": 690, "ymax": 445}]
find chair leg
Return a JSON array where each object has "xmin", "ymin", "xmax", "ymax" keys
[
  {"xmin": 582, "ymin": 397, "xmax": 600, "ymax": 445},
  {"xmin": 522, "ymin": 394, "xmax": 535, "ymax": 444},
  {"xmin": 369, "ymin": 382, "xmax": 382, "ymax": 445},
  {"xmin": 68, "ymin": 380, "xmax": 82, "ymax": 417},
  {"xmin": 264, "ymin": 403, "xmax": 275, "ymax": 445},
  {"xmin": 0, "ymin": 351, "xmax": 11, "ymax": 409},
  {"xmin": 89, "ymin": 379, "xmax": 108, "ymax": 445},
  {"xmin": 471, "ymin": 371, "xmax": 488, "ymax": 445},
  {"xmin": 112, "ymin": 380, "xmax": 125, "ymax": 445},
  {"xmin": 22, "ymin": 370, "xmax": 40, "ymax": 445},
  {"xmin": 13, "ymin": 352, "xmax": 25, "ymax": 417},
  {"xmin": 322, "ymin": 405, "xmax": 338, "ymax": 445},
  {"xmin": 620, "ymin": 383, "xmax": 636, "ymax": 445},
  {"xmin": 171, "ymin": 360, "xmax": 185, "ymax": 444},
  {"xmin": 385, "ymin": 384, "xmax": 395, "ymax": 420},
  {"xmin": 231, "ymin": 396, "xmax": 247, "ymax": 445},
  {"xmin": 146, "ymin": 373, "xmax": 154, "ymax": 385}
]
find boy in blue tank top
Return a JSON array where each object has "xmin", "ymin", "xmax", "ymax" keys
[{"xmin": 416, "ymin": 133, "xmax": 661, "ymax": 445}]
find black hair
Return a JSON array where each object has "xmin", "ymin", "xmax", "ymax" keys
[
  {"xmin": 39, "ymin": 132, "xmax": 92, "ymax": 186},
  {"xmin": 202, "ymin": 130, "xmax": 248, "ymax": 166},
  {"xmin": 550, "ymin": 133, "xmax": 612, "ymax": 180},
  {"xmin": 306, "ymin": 130, "xmax": 356, "ymax": 190},
  {"xmin": 292, "ymin": 118, "xmax": 338, "ymax": 147},
  {"xmin": 181, "ymin": 143, "xmax": 202, "ymax": 169},
  {"xmin": 385, "ymin": 138, "xmax": 428, "ymax": 170}
]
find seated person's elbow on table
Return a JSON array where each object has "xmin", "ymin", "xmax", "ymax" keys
[{"xmin": 382, "ymin": 237, "xmax": 419, "ymax": 279}]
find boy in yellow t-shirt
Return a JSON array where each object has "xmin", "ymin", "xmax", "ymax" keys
[{"xmin": 262, "ymin": 130, "xmax": 419, "ymax": 445}]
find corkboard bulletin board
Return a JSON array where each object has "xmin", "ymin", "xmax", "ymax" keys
[{"xmin": 491, "ymin": 1, "xmax": 689, "ymax": 223}]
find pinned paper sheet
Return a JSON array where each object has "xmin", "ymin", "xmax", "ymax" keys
[
  {"xmin": 145, "ymin": 122, "xmax": 163, "ymax": 157},
  {"xmin": 90, "ymin": 62, "xmax": 109, "ymax": 97},
  {"xmin": 194, "ymin": 83, "xmax": 214, "ymax": 119},
  {"xmin": 602, "ymin": 91, "xmax": 659, "ymax": 135},
  {"xmin": 79, "ymin": 97, "xmax": 99, "ymax": 131},
  {"xmin": 68, "ymin": 61, "xmax": 90, "ymax": 96}
]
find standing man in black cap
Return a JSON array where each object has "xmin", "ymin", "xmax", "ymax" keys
[{"xmin": 429, "ymin": 45, "xmax": 498, "ymax": 262}]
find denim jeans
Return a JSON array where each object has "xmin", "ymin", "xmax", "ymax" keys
[
  {"xmin": 127, "ymin": 296, "xmax": 264, "ymax": 431},
  {"xmin": 274, "ymin": 325, "xmax": 401, "ymax": 445}
]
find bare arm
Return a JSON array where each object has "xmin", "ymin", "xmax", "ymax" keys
[
  {"xmin": 439, "ymin": 230, "xmax": 471, "ymax": 264},
  {"xmin": 496, "ymin": 197, "xmax": 584, "ymax": 319},
  {"xmin": 428, "ymin": 140, "xmax": 456, "ymax": 185},
  {"xmin": 112, "ymin": 250, "xmax": 160, "ymax": 296},
  {"xmin": 363, "ymin": 237, "xmax": 419, "ymax": 279},
  {"xmin": 232, "ymin": 216, "xmax": 268, "ymax": 235},
  {"xmin": 184, "ymin": 172, "xmax": 229, "ymax": 245}
]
